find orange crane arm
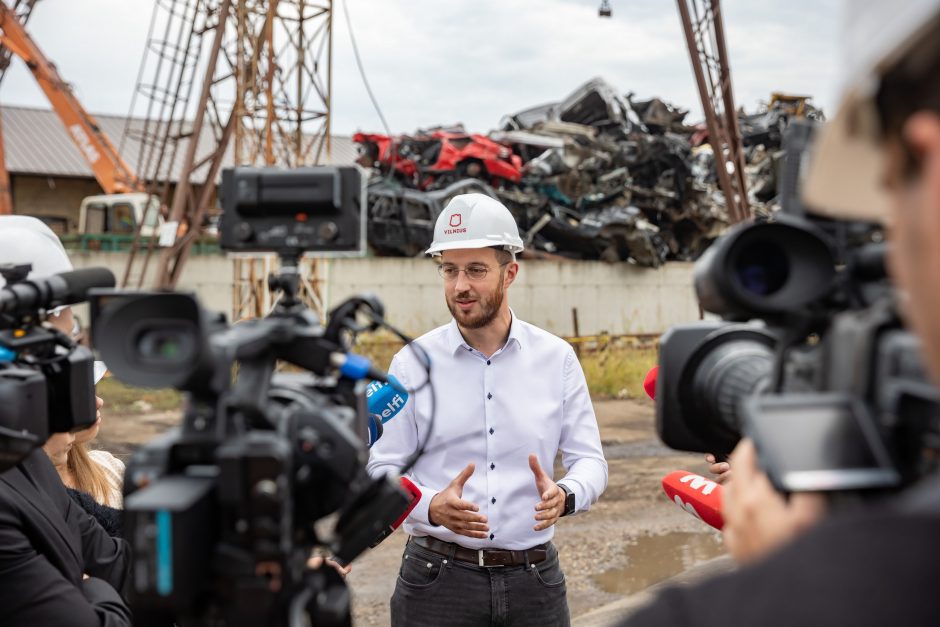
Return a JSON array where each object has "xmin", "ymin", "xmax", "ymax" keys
[{"xmin": 0, "ymin": 4, "xmax": 142, "ymax": 194}]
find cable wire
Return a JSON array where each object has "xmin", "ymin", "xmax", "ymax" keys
[
  {"xmin": 369, "ymin": 314, "xmax": 434, "ymax": 476},
  {"xmin": 341, "ymin": 0, "xmax": 392, "ymax": 136}
]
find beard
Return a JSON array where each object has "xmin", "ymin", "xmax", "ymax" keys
[{"xmin": 447, "ymin": 276, "xmax": 506, "ymax": 330}]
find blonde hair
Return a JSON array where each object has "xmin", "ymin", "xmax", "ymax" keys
[{"xmin": 67, "ymin": 443, "xmax": 117, "ymax": 507}]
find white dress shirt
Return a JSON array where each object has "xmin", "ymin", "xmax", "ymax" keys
[{"xmin": 367, "ymin": 312, "xmax": 608, "ymax": 550}]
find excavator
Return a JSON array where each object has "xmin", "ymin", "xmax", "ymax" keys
[{"xmin": 0, "ymin": 1, "xmax": 162, "ymax": 239}]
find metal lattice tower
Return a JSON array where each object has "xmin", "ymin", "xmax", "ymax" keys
[
  {"xmin": 230, "ymin": 0, "xmax": 332, "ymax": 321},
  {"xmin": 120, "ymin": 0, "xmax": 333, "ymax": 319},
  {"xmin": 677, "ymin": 0, "xmax": 750, "ymax": 223},
  {"xmin": 120, "ymin": 0, "xmax": 216, "ymax": 287}
]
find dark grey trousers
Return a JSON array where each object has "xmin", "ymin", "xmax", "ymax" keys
[{"xmin": 390, "ymin": 538, "xmax": 570, "ymax": 627}]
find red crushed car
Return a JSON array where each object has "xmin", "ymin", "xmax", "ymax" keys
[{"xmin": 354, "ymin": 129, "xmax": 523, "ymax": 190}]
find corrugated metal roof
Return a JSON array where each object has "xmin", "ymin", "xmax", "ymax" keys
[{"xmin": 0, "ymin": 105, "xmax": 357, "ymax": 182}]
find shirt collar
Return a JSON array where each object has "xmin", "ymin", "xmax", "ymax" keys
[{"xmin": 447, "ymin": 309, "xmax": 524, "ymax": 355}]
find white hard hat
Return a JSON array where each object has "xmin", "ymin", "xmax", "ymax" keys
[
  {"xmin": 804, "ymin": 0, "xmax": 940, "ymax": 222},
  {"xmin": 0, "ymin": 216, "xmax": 73, "ymax": 288},
  {"xmin": 426, "ymin": 194, "xmax": 524, "ymax": 256}
]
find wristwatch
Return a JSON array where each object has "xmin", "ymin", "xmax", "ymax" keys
[{"xmin": 558, "ymin": 484, "xmax": 576, "ymax": 517}]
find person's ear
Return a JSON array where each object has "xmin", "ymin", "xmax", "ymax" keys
[
  {"xmin": 902, "ymin": 112, "xmax": 940, "ymax": 180},
  {"xmin": 503, "ymin": 261, "xmax": 518, "ymax": 288}
]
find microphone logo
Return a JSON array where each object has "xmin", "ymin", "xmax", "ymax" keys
[
  {"xmin": 679, "ymin": 473, "xmax": 718, "ymax": 495},
  {"xmin": 673, "ymin": 495, "xmax": 705, "ymax": 522},
  {"xmin": 365, "ymin": 380, "xmax": 383, "ymax": 398},
  {"xmin": 378, "ymin": 393, "xmax": 405, "ymax": 420}
]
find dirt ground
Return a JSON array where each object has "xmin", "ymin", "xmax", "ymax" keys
[{"xmin": 98, "ymin": 398, "xmax": 725, "ymax": 625}]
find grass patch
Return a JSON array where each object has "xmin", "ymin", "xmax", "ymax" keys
[
  {"xmin": 97, "ymin": 377, "xmax": 184, "ymax": 413},
  {"xmin": 353, "ymin": 333, "xmax": 658, "ymax": 400},
  {"xmin": 352, "ymin": 333, "xmax": 408, "ymax": 371},
  {"xmin": 96, "ymin": 336, "xmax": 657, "ymax": 409},
  {"xmin": 579, "ymin": 343, "xmax": 658, "ymax": 400}
]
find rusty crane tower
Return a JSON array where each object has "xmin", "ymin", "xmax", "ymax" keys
[
  {"xmin": 677, "ymin": 0, "xmax": 750, "ymax": 224},
  {"xmin": 122, "ymin": 0, "xmax": 332, "ymax": 320}
]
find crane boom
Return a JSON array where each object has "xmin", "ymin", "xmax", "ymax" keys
[
  {"xmin": 0, "ymin": 0, "xmax": 40, "ymax": 215},
  {"xmin": 0, "ymin": 3, "xmax": 142, "ymax": 195}
]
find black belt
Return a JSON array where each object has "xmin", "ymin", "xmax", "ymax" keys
[{"xmin": 409, "ymin": 535, "xmax": 549, "ymax": 568}]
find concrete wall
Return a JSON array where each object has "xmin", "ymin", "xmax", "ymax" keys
[
  {"xmin": 322, "ymin": 257, "xmax": 699, "ymax": 336},
  {"xmin": 68, "ymin": 252, "xmax": 700, "ymax": 336}
]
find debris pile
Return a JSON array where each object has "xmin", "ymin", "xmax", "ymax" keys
[{"xmin": 356, "ymin": 79, "xmax": 821, "ymax": 267}]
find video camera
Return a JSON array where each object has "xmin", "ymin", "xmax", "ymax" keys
[
  {"xmin": 90, "ymin": 166, "xmax": 420, "ymax": 626},
  {"xmin": 0, "ymin": 264, "xmax": 115, "ymax": 470},
  {"xmin": 656, "ymin": 121, "xmax": 940, "ymax": 495}
]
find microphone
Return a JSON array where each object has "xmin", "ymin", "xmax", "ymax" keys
[
  {"xmin": 370, "ymin": 476, "xmax": 422, "ymax": 548},
  {"xmin": 367, "ymin": 414, "xmax": 384, "ymax": 448},
  {"xmin": 661, "ymin": 470, "xmax": 724, "ymax": 530},
  {"xmin": 333, "ymin": 474, "xmax": 423, "ymax": 563},
  {"xmin": 0, "ymin": 267, "xmax": 116, "ymax": 314},
  {"xmin": 365, "ymin": 375, "xmax": 408, "ymax": 447},
  {"xmin": 331, "ymin": 352, "xmax": 399, "ymax": 385},
  {"xmin": 366, "ymin": 375, "xmax": 409, "ymax": 424},
  {"xmin": 643, "ymin": 365, "xmax": 658, "ymax": 400}
]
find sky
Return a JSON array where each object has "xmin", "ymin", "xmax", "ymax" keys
[{"xmin": 0, "ymin": 0, "xmax": 843, "ymax": 136}]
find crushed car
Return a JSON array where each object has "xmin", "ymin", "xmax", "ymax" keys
[{"xmin": 357, "ymin": 79, "xmax": 821, "ymax": 268}]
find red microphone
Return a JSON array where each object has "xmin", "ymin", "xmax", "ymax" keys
[
  {"xmin": 370, "ymin": 476, "xmax": 422, "ymax": 548},
  {"xmin": 643, "ymin": 365, "xmax": 658, "ymax": 400},
  {"xmin": 661, "ymin": 470, "xmax": 724, "ymax": 530},
  {"xmin": 392, "ymin": 476, "xmax": 422, "ymax": 529}
]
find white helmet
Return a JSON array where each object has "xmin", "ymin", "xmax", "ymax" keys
[
  {"xmin": 426, "ymin": 194, "xmax": 524, "ymax": 256},
  {"xmin": 0, "ymin": 216, "xmax": 73, "ymax": 288}
]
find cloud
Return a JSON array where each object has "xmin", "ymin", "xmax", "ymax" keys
[{"xmin": 1, "ymin": 0, "xmax": 841, "ymax": 137}]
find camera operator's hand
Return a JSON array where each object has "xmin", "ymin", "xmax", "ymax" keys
[
  {"xmin": 722, "ymin": 439, "xmax": 827, "ymax": 564},
  {"xmin": 307, "ymin": 555, "xmax": 352, "ymax": 578},
  {"xmin": 704, "ymin": 453, "xmax": 732, "ymax": 484},
  {"xmin": 428, "ymin": 464, "xmax": 489, "ymax": 539}
]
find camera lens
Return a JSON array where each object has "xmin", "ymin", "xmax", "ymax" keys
[
  {"xmin": 734, "ymin": 241, "xmax": 790, "ymax": 297},
  {"xmin": 137, "ymin": 330, "xmax": 191, "ymax": 363}
]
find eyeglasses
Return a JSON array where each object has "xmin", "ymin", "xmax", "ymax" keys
[{"xmin": 437, "ymin": 262, "xmax": 509, "ymax": 281}]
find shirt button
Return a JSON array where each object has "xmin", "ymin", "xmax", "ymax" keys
[
  {"xmin": 489, "ymin": 428, "xmax": 494, "ymax": 435},
  {"xmin": 490, "ymin": 463, "xmax": 495, "ymax": 470},
  {"xmin": 491, "ymin": 497, "xmax": 496, "ymax": 504},
  {"xmin": 489, "ymin": 533, "xmax": 495, "ymax": 540},
  {"xmin": 486, "ymin": 360, "xmax": 491, "ymax": 365},
  {"xmin": 487, "ymin": 392, "xmax": 493, "ymax": 400}
]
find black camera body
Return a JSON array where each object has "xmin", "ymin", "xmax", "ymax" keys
[
  {"xmin": 656, "ymin": 121, "xmax": 940, "ymax": 494},
  {"xmin": 90, "ymin": 167, "xmax": 412, "ymax": 626},
  {"xmin": 220, "ymin": 166, "xmax": 366, "ymax": 256},
  {"xmin": 0, "ymin": 265, "xmax": 113, "ymax": 471}
]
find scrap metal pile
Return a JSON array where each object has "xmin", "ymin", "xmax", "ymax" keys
[{"xmin": 356, "ymin": 79, "xmax": 822, "ymax": 267}]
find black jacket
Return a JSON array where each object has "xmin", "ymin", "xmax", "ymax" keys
[
  {"xmin": 67, "ymin": 488, "xmax": 123, "ymax": 538},
  {"xmin": 0, "ymin": 449, "xmax": 131, "ymax": 627},
  {"xmin": 621, "ymin": 506, "xmax": 940, "ymax": 626}
]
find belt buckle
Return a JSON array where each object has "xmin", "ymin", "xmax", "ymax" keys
[{"xmin": 477, "ymin": 549, "xmax": 504, "ymax": 568}]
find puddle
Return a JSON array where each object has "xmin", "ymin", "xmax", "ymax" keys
[{"xmin": 594, "ymin": 532, "xmax": 726, "ymax": 596}]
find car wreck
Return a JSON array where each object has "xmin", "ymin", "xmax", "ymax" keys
[{"xmin": 356, "ymin": 79, "xmax": 820, "ymax": 267}]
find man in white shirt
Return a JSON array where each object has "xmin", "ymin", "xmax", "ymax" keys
[{"xmin": 368, "ymin": 194, "xmax": 608, "ymax": 627}]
